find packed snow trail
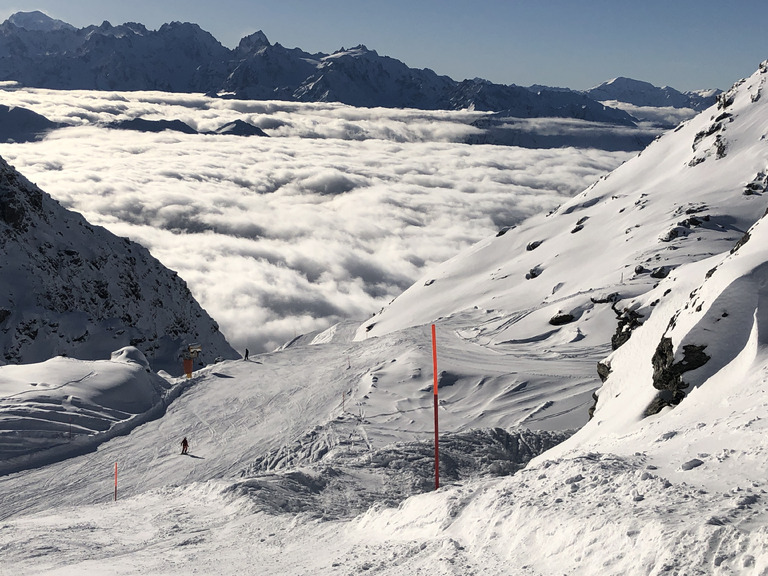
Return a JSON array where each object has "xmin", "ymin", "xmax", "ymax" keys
[
  {"xmin": 0, "ymin": 345, "xmax": 355, "ymax": 517},
  {"xmin": 0, "ymin": 318, "xmax": 599, "ymax": 519}
]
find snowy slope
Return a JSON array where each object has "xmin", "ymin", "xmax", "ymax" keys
[
  {"xmin": 0, "ymin": 346, "xmax": 174, "ymax": 474},
  {"xmin": 0, "ymin": 155, "xmax": 238, "ymax": 373},
  {"xmin": 359, "ymin": 62, "xmax": 768, "ymax": 356},
  {"xmin": 351, "ymin": 60, "xmax": 768, "ymax": 460},
  {"xmin": 542, "ymin": 198, "xmax": 768, "ymax": 458}
]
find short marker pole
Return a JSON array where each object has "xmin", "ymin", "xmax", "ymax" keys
[{"xmin": 432, "ymin": 324, "xmax": 439, "ymax": 490}]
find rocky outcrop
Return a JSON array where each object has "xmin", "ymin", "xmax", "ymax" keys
[
  {"xmin": 610, "ymin": 305, "xmax": 644, "ymax": 350},
  {"xmin": 549, "ymin": 312, "xmax": 575, "ymax": 326},
  {"xmin": 645, "ymin": 337, "xmax": 710, "ymax": 416}
]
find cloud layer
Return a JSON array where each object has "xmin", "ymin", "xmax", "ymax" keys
[{"xmin": 0, "ymin": 88, "xmax": 632, "ymax": 353}]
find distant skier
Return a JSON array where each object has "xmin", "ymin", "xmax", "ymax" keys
[
  {"xmin": 181, "ymin": 436, "xmax": 189, "ymax": 455},
  {"xmin": 244, "ymin": 348, "xmax": 249, "ymax": 361}
]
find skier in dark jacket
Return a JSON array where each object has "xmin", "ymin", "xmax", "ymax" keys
[{"xmin": 181, "ymin": 437, "xmax": 189, "ymax": 455}]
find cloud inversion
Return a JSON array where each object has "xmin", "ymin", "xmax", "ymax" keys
[{"xmin": 0, "ymin": 88, "xmax": 633, "ymax": 353}]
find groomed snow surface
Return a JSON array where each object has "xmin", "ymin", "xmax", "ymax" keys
[{"xmin": 2, "ymin": 62, "xmax": 768, "ymax": 575}]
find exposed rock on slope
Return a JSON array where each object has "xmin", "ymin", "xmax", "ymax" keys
[{"xmin": 0, "ymin": 155, "xmax": 238, "ymax": 374}]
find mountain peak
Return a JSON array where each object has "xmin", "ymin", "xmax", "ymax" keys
[
  {"xmin": 599, "ymin": 76, "xmax": 657, "ymax": 91},
  {"xmin": 585, "ymin": 76, "xmax": 718, "ymax": 110},
  {"xmin": 236, "ymin": 30, "xmax": 271, "ymax": 54},
  {"xmin": 329, "ymin": 45, "xmax": 376, "ymax": 58},
  {"xmin": 6, "ymin": 10, "xmax": 75, "ymax": 32}
]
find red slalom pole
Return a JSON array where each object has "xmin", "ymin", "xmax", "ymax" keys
[
  {"xmin": 432, "ymin": 324, "xmax": 439, "ymax": 490},
  {"xmin": 114, "ymin": 462, "xmax": 118, "ymax": 502}
]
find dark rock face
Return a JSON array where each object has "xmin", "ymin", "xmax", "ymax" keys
[
  {"xmin": 588, "ymin": 391, "xmax": 599, "ymax": 420},
  {"xmin": 610, "ymin": 305, "xmax": 644, "ymax": 350},
  {"xmin": 590, "ymin": 293, "xmax": 620, "ymax": 305},
  {"xmin": 549, "ymin": 313, "xmax": 575, "ymax": 326},
  {"xmin": 597, "ymin": 361, "xmax": 612, "ymax": 383},
  {"xmin": 526, "ymin": 266, "xmax": 543, "ymax": 280},
  {"xmin": 743, "ymin": 172, "xmax": 767, "ymax": 196},
  {"xmin": 681, "ymin": 458, "xmax": 704, "ymax": 471},
  {"xmin": 589, "ymin": 361, "xmax": 613, "ymax": 420},
  {"xmin": 731, "ymin": 230, "xmax": 751, "ymax": 254},
  {"xmin": 645, "ymin": 336, "xmax": 710, "ymax": 416},
  {"xmin": 212, "ymin": 120, "xmax": 269, "ymax": 137},
  {"xmin": 0, "ymin": 105, "xmax": 60, "ymax": 143},
  {"xmin": 0, "ymin": 165, "xmax": 42, "ymax": 232},
  {"xmin": 650, "ymin": 266, "xmax": 672, "ymax": 279}
]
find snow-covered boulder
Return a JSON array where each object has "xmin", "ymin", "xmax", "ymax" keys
[{"xmin": 110, "ymin": 346, "xmax": 151, "ymax": 371}]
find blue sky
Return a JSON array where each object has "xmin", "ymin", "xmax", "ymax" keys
[{"xmin": 0, "ymin": 0, "xmax": 766, "ymax": 91}]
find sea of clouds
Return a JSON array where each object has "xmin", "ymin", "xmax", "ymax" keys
[{"xmin": 0, "ymin": 88, "xmax": 633, "ymax": 354}]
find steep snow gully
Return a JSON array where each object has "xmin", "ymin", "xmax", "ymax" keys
[{"xmin": 2, "ymin": 60, "xmax": 768, "ymax": 575}]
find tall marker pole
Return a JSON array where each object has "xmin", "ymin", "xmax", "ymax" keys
[
  {"xmin": 114, "ymin": 462, "xmax": 118, "ymax": 502},
  {"xmin": 432, "ymin": 324, "xmax": 439, "ymax": 490}
]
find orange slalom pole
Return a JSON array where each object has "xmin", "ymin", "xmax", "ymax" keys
[{"xmin": 432, "ymin": 324, "xmax": 439, "ymax": 490}]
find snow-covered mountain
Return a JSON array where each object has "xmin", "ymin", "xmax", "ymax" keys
[
  {"xmin": 0, "ymin": 12, "xmax": 634, "ymax": 124},
  {"xmin": 0, "ymin": 155, "xmax": 238, "ymax": 374},
  {"xmin": 1, "ymin": 19, "xmax": 230, "ymax": 92},
  {"xmin": 359, "ymin": 57, "xmax": 768, "ymax": 462},
  {"xmin": 361, "ymin": 61, "xmax": 768, "ymax": 417},
  {"xmin": 6, "ymin": 9, "xmax": 75, "ymax": 32},
  {"xmin": 580, "ymin": 76, "xmax": 724, "ymax": 129},
  {"xmin": 585, "ymin": 76, "xmax": 720, "ymax": 110}
]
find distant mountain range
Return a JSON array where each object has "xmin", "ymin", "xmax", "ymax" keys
[{"xmin": 0, "ymin": 11, "xmax": 718, "ymax": 124}]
